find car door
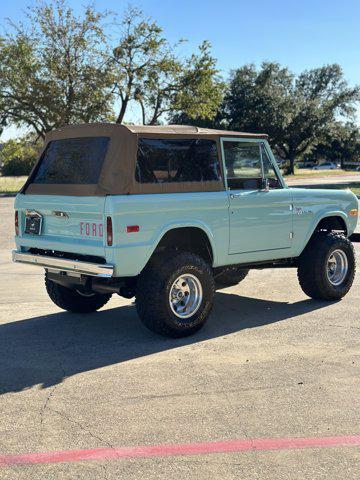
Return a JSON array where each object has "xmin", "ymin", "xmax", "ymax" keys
[{"xmin": 221, "ymin": 138, "xmax": 293, "ymax": 255}]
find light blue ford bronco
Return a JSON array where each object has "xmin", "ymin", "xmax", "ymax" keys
[{"xmin": 13, "ymin": 124, "xmax": 358, "ymax": 337}]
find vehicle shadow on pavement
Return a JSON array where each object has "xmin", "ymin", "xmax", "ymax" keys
[{"xmin": 0, "ymin": 293, "xmax": 330, "ymax": 394}]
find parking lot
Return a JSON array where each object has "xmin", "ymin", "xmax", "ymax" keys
[{"xmin": 0, "ymin": 196, "xmax": 359, "ymax": 479}]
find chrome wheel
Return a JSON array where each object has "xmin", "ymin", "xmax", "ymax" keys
[
  {"xmin": 327, "ymin": 249, "xmax": 348, "ymax": 286},
  {"xmin": 169, "ymin": 274, "xmax": 203, "ymax": 319}
]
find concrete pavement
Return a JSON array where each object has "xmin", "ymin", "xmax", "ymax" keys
[{"xmin": 0, "ymin": 198, "xmax": 359, "ymax": 479}]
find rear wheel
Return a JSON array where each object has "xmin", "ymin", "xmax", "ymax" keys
[
  {"xmin": 45, "ymin": 274, "xmax": 112, "ymax": 313},
  {"xmin": 136, "ymin": 251, "xmax": 215, "ymax": 337},
  {"xmin": 297, "ymin": 233, "xmax": 356, "ymax": 300},
  {"xmin": 214, "ymin": 266, "xmax": 249, "ymax": 288}
]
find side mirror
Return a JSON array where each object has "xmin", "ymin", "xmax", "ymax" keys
[{"xmin": 261, "ymin": 178, "xmax": 270, "ymax": 192}]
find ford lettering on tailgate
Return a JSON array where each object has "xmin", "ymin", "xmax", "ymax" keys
[{"xmin": 80, "ymin": 222, "xmax": 103, "ymax": 237}]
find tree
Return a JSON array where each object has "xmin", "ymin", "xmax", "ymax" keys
[
  {"xmin": 1, "ymin": 3, "xmax": 224, "ymax": 132},
  {"xmin": 0, "ymin": 0, "xmax": 114, "ymax": 138},
  {"xmin": 169, "ymin": 41, "xmax": 224, "ymax": 123},
  {"xmin": 138, "ymin": 41, "xmax": 224, "ymax": 125},
  {"xmin": 0, "ymin": 136, "xmax": 39, "ymax": 176},
  {"xmin": 112, "ymin": 7, "xmax": 172, "ymax": 124},
  {"xmin": 308, "ymin": 122, "xmax": 360, "ymax": 168},
  {"xmin": 112, "ymin": 9, "xmax": 223, "ymax": 125},
  {"xmin": 223, "ymin": 62, "xmax": 360, "ymax": 173},
  {"xmin": 134, "ymin": 50, "xmax": 181, "ymax": 125}
]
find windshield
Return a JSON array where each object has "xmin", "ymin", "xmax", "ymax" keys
[{"xmin": 31, "ymin": 136, "xmax": 109, "ymax": 184}]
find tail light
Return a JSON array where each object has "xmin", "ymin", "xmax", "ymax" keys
[
  {"xmin": 106, "ymin": 216, "xmax": 113, "ymax": 246},
  {"xmin": 15, "ymin": 211, "xmax": 19, "ymax": 236}
]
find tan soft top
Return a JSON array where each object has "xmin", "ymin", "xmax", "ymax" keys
[{"xmin": 24, "ymin": 123, "xmax": 268, "ymax": 196}]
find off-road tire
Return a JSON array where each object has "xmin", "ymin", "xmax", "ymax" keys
[
  {"xmin": 297, "ymin": 232, "xmax": 356, "ymax": 300},
  {"xmin": 214, "ymin": 266, "xmax": 249, "ymax": 288},
  {"xmin": 136, "ymin": 250, "xmax": 215, "ymax": 337},
  {"xmin": 45, "ymin": 275, "xmax": 112, "ymax": 313}
]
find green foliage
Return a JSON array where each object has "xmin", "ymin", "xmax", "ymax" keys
[
  {"xmin": 0, "ymin": 0, "xmax": 359, "ymax": 170},
  {"xmin": 0, "ymin": 138, "xmax": 39, "ymax": 176},
  {"xmin": 307, "ymin": 122, "xmax": 360, "ymax": 167},
  {"xmin": 112, "ymin": 9, "xmax": 223, "ymax": 125},
  {"xmin": 0, "ymin": 0, "xmax": 114, "ymax": 138},
  {"xmin": 1, "ymin": 2, "xmax": 224, "ymax": 132},
  {"xmin": 223, "ymin": 62, "xmax": 360, "ymax": 173},
  {"xmin": 170, "ymin": 41, "xmax": 224, "ymax": 122},
  {"xmin": 112, "ymin": 6, "xmax": 180, "ymax": 124}
]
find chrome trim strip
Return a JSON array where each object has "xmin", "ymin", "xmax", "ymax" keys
[{"xmin": 12, "ymin": 250, "xmax": 114, "ymax": 278}]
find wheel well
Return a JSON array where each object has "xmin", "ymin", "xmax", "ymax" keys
[
  {"xmin": 315, "ymin": 216, "xmax": 347, "ymax": 236},
  {"xmin": 154, "ymin": 227, "xmax": 213, "ymax": 264}
]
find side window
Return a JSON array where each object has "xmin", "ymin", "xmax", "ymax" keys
[
  {"xmin": 261, "ymin": 144, "xmax": 282, "ymax": 189},
  {"xmin": 136, "ymin": 138, "xmax": 221, "ymax": 183},
  {"xmin": 223, "ymin": 141, "xmax": 262, "ymax": 190}
]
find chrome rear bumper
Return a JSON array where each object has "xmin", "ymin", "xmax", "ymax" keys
[{"xmin": 12, "ymin": 250, "xmax": 114, "ymax": 278}]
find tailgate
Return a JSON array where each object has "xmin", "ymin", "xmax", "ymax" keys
[{"xmin": 15, "ymin": 194, "xmax": 106, "ymax": 257}]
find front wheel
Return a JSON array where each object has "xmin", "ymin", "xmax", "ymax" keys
[
  {"xmin": 136, "ymin": 251, "xmax": 215, "ymax": 337},
  {"xmin": 45, "ymin": 275, "xmax": 112, "ymax": 313},
  {"xmin": 297, "ymin": 233, "xmax": 356, "ymax": 300}
]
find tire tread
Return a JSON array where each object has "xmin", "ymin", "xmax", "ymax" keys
[
  {"xmin": 297, "ymin": 232, "xmax": 356, "ymax": 300},
  {"xmin": 136, "ymin": 250, "xmax": 215, "ymax": 337},
  {"xmin": 45, "ymin": 275, "xmax": 111, "ymax": 313}
]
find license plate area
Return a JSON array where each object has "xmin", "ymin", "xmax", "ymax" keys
[{"xmin": 25, "ymin": 211, "xmax": 43, "ymax": 235}]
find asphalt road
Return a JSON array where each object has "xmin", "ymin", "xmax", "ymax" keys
[{"xmin": 0, "ymin": 198, "xmax": 359, "ymax": 479}]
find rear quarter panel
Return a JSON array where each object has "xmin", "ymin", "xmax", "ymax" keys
[{"xmin": 105, "ymin": 192, "xmax": 229, "ymax": 276}]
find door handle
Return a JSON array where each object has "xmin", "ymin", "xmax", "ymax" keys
[{"xmin": 229, "ymin": 193, "xmax": 242, "ymax": 199}]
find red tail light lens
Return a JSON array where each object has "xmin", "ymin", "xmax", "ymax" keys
[
  {"xmin": 15, "ymin": 211, "xmax": 19, "ymax": 236},
  {"xmin": 106, "ymin": 216, "xmax": 113, "ymax": 246}
]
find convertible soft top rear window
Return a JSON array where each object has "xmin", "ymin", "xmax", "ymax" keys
[{"xmin": 31, "ymin": 137, "xmax": 109, "ymax": 185}]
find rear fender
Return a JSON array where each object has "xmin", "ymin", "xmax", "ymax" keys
[{"xmin": 149, "ymin": 221, "xmax": 218, "ymax": 265}]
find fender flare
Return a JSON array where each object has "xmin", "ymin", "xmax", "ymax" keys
[
  {"xmin": 147, "ymin": 220, "xmax": 218, "ymax": 266},
  {"xmin": 301, "ymin": 210, "xmax": 349, "ymax": 252}
]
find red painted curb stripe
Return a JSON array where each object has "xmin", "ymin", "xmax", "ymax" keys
[{"xmin": 0, "ymin": 435, "xmax": 359, "ymax": 466}]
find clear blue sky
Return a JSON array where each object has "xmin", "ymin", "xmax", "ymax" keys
[{"xmin": 1, "ymin": 0, "xmax": 360, "ymax": 138}]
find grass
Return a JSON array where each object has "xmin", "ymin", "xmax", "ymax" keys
[
  {"xmin": 284, "ymin": 168, "xmax": 360, "ymax": 180},
  {"xmin": 0, "ymin": 176, "xmax": 27, "ymax": 195}
]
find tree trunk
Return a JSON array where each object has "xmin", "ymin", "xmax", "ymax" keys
[
  {"xmin": 288, "ymin": 153, "xmax": 296, "ymax": 175},
  {"xmin": 116, "ymin": 97, "xmax": 128, "ymax": 124},
  {"xmin": 139, "ymin": 100, "xmax": 146, "ymax": 125},
  {"xmin": 0, "ymin": 115, "xmax": 7, "ymax": 138}
]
